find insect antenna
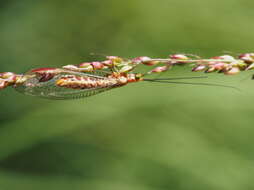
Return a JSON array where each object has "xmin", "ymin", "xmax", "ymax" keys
[
  {"xmin": 146, "ymin": 76, "xmax": 208, "ymax": 81},
  {"xmin": 143, "ymin": 78, "xmax": 239, "ymax": 90}
]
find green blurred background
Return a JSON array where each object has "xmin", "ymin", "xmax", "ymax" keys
[{"xmin": 0, "ymin": 0, "xmax": 254, "ymax": 189}]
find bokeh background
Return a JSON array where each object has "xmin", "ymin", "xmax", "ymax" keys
[{"xmin": 0, "ymin": 0, "xmax": 254, "ymax": 189}]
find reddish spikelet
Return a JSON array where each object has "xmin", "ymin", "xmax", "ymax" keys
[
  {"xmin": 132, "ymin": 56, "xmax": 158, "ymax": 66},
  {"xmin": 132, "ymin": 56, "xmax": 151, "ymax": 63},
  {"xmin": 79, "ymin": 62, "xmax": 91, "ymax": 67},
  {"xmin": 205, "ymin": 67, "xmax": 216, "ymax": 73},
  {"xmin": 246, "ymin": 63, "xmax": 254, "ymax": 70},
  {"xmin": 101, "ymin": 60, "xmax": 113, "ymax": 67},
  {"xmin": 0, "ymin": 72, "xmax": 22, "ymax": 89},
  {"xmin": 224, "ymin": 67, "xmax": 240, "ymax": 75},
  {"xmin": 151, "ymin": 66, "xmax": 169, "ymax": 73},
  {"xmin": 106, "ymin": 56, "xmax": 123, "ymax": 63},
  {"xmin": 0, "ymin": 72, "xmax": 15, "ymax": 79},
  {"xmin": 239, "ymin": 53, "xmax": 254, "ymax": 64},
  {"xmin": 192, "ymin": 65, "xmax": 206, "ymax": 72},
  {"xmin": 212, "ymin": 55, "xmax": 235, "ymax": 61},
  {"xmin": 76, "ymin": 63, "xmax": 93, "ymax": 71},
  {"xmin": 170, "ymin": 54, "xmax": 188, "ymax": 60},
  {"xmin": 62, "ymin": 65, "xmax": 79, "ymax": 71},
  {"xmin": 0, "ymin": 79, "xmax": 8, "ymax": 89},
  {"xmin": 213, "ymin": 63, "xmax": 226, "ymax": 70},
  {"xmin": 90, "ymin": 62, "xmax": 104, "ymax": 69}
]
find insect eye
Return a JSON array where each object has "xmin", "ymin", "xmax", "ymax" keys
[{"xmin": 38, "ymin": 73, "xmax": 54, "ymax": 82}]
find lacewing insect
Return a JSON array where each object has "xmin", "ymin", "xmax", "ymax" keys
[
  {"xmin": 0, "ymin": 69, "xmax": 234, "ymax": 100},
  {"xmin": 1, "ymin": 52, "xmax": 251, "ymax": 100},
  {"xmin": 15, "ymin": 69, "xmax": 143, "ymax": 99}
]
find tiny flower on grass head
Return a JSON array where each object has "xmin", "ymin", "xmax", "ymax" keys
[
  {"xmin": 0, "ymin": 72, "xmax": 16, "ymax": 79},
  {"xmin": 224, "ymin": 67, "xmax": 240, "ymax": 75},
  {"xmin": 205, "ymin": 62, "xmax": 228, "ymax": 73},
  {"xmin": 170, "ymin": 54, "xmax": 189, "ymax": 60},
  {"xmin": 101, "ymin": 60, "xmax": 113, "ymax": 67},
  {"xmin": 90, "ymin": 62, "xmax": 104, "ymax": 69},
  {"xmin": 239, "ymin": 53, "xmax": 254, "ymax": 64},
  {"xmin": 132, "ymin": 56, "xmax": 158, "ymax": 66},
  {"xmin": 0, "ymin": 79, "xmax": 8, "ymax": 89},
  {"xmin": 63, "ymin": 65, "xmax": 79, "ymax": 71},
  {"xmin": 132, "ymin": 56, "xmax": 150, "ymax": 63},
  {"xmin": 205, "ymin": 67, "xmax": 216, "ymax": 73},
  {"xmin": 150, "ymin": 66, "xmax": 169, "ymax": 73},
  {"xmin": 246, "ymin": 63, "xmax": 254, "ymax": 70},
  {"xmin": 213, "ymin": 63, "xmax": 227, "ymax": 70},
  {"xmin": 0, "ymin": 72, "xmax": 18, "ymax": 83},
  {"xmin": 78, "ymin": 63, "xmax": 94, "ymax": 71},
  {"xmin": 190, "ymin": 54, "xmax": 249, "ymax": 75},
  {"xmin": 106, "ymin": 56, "xmax": 123, "ymax": 64},
  {"xmin": 169, "ymin": 54, "xmax": 189, "ymax": 65},
  {"xmin": 192, "ymin": 65, "xmax": 206, "ymax": 72},
  {"xmin": 0, "ymin": 72, "xmax": 21, "ymax": 89},
  {"xmin": 212, "ymin": 55, "xmax": 236, "ymax": 62},
  {"xmin": 79, "ymin": 62, "xmax": 90, "ymax": 67}
]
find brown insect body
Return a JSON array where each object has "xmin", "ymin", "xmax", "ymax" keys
[{"xmin": 55, "ymin": 73, "xmax": 143, "ymax": 90}]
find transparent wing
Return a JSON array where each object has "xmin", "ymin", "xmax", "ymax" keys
[{"xmin": 14, "ymin": 72, "xmax": 115, "ymax": 100}]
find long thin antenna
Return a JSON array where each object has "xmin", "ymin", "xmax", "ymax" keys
[
  {"xmin": 146, "ymin": 76, "xmax": 208, "ymax": 81},
  {"xmin": 143, "ymin": 79, "xmax": 239, "ymax": 91}
]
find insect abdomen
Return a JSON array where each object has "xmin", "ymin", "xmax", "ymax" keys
[{"xmin": 56, "ymin": 75, "xmax": 127, "ymax": 89}]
